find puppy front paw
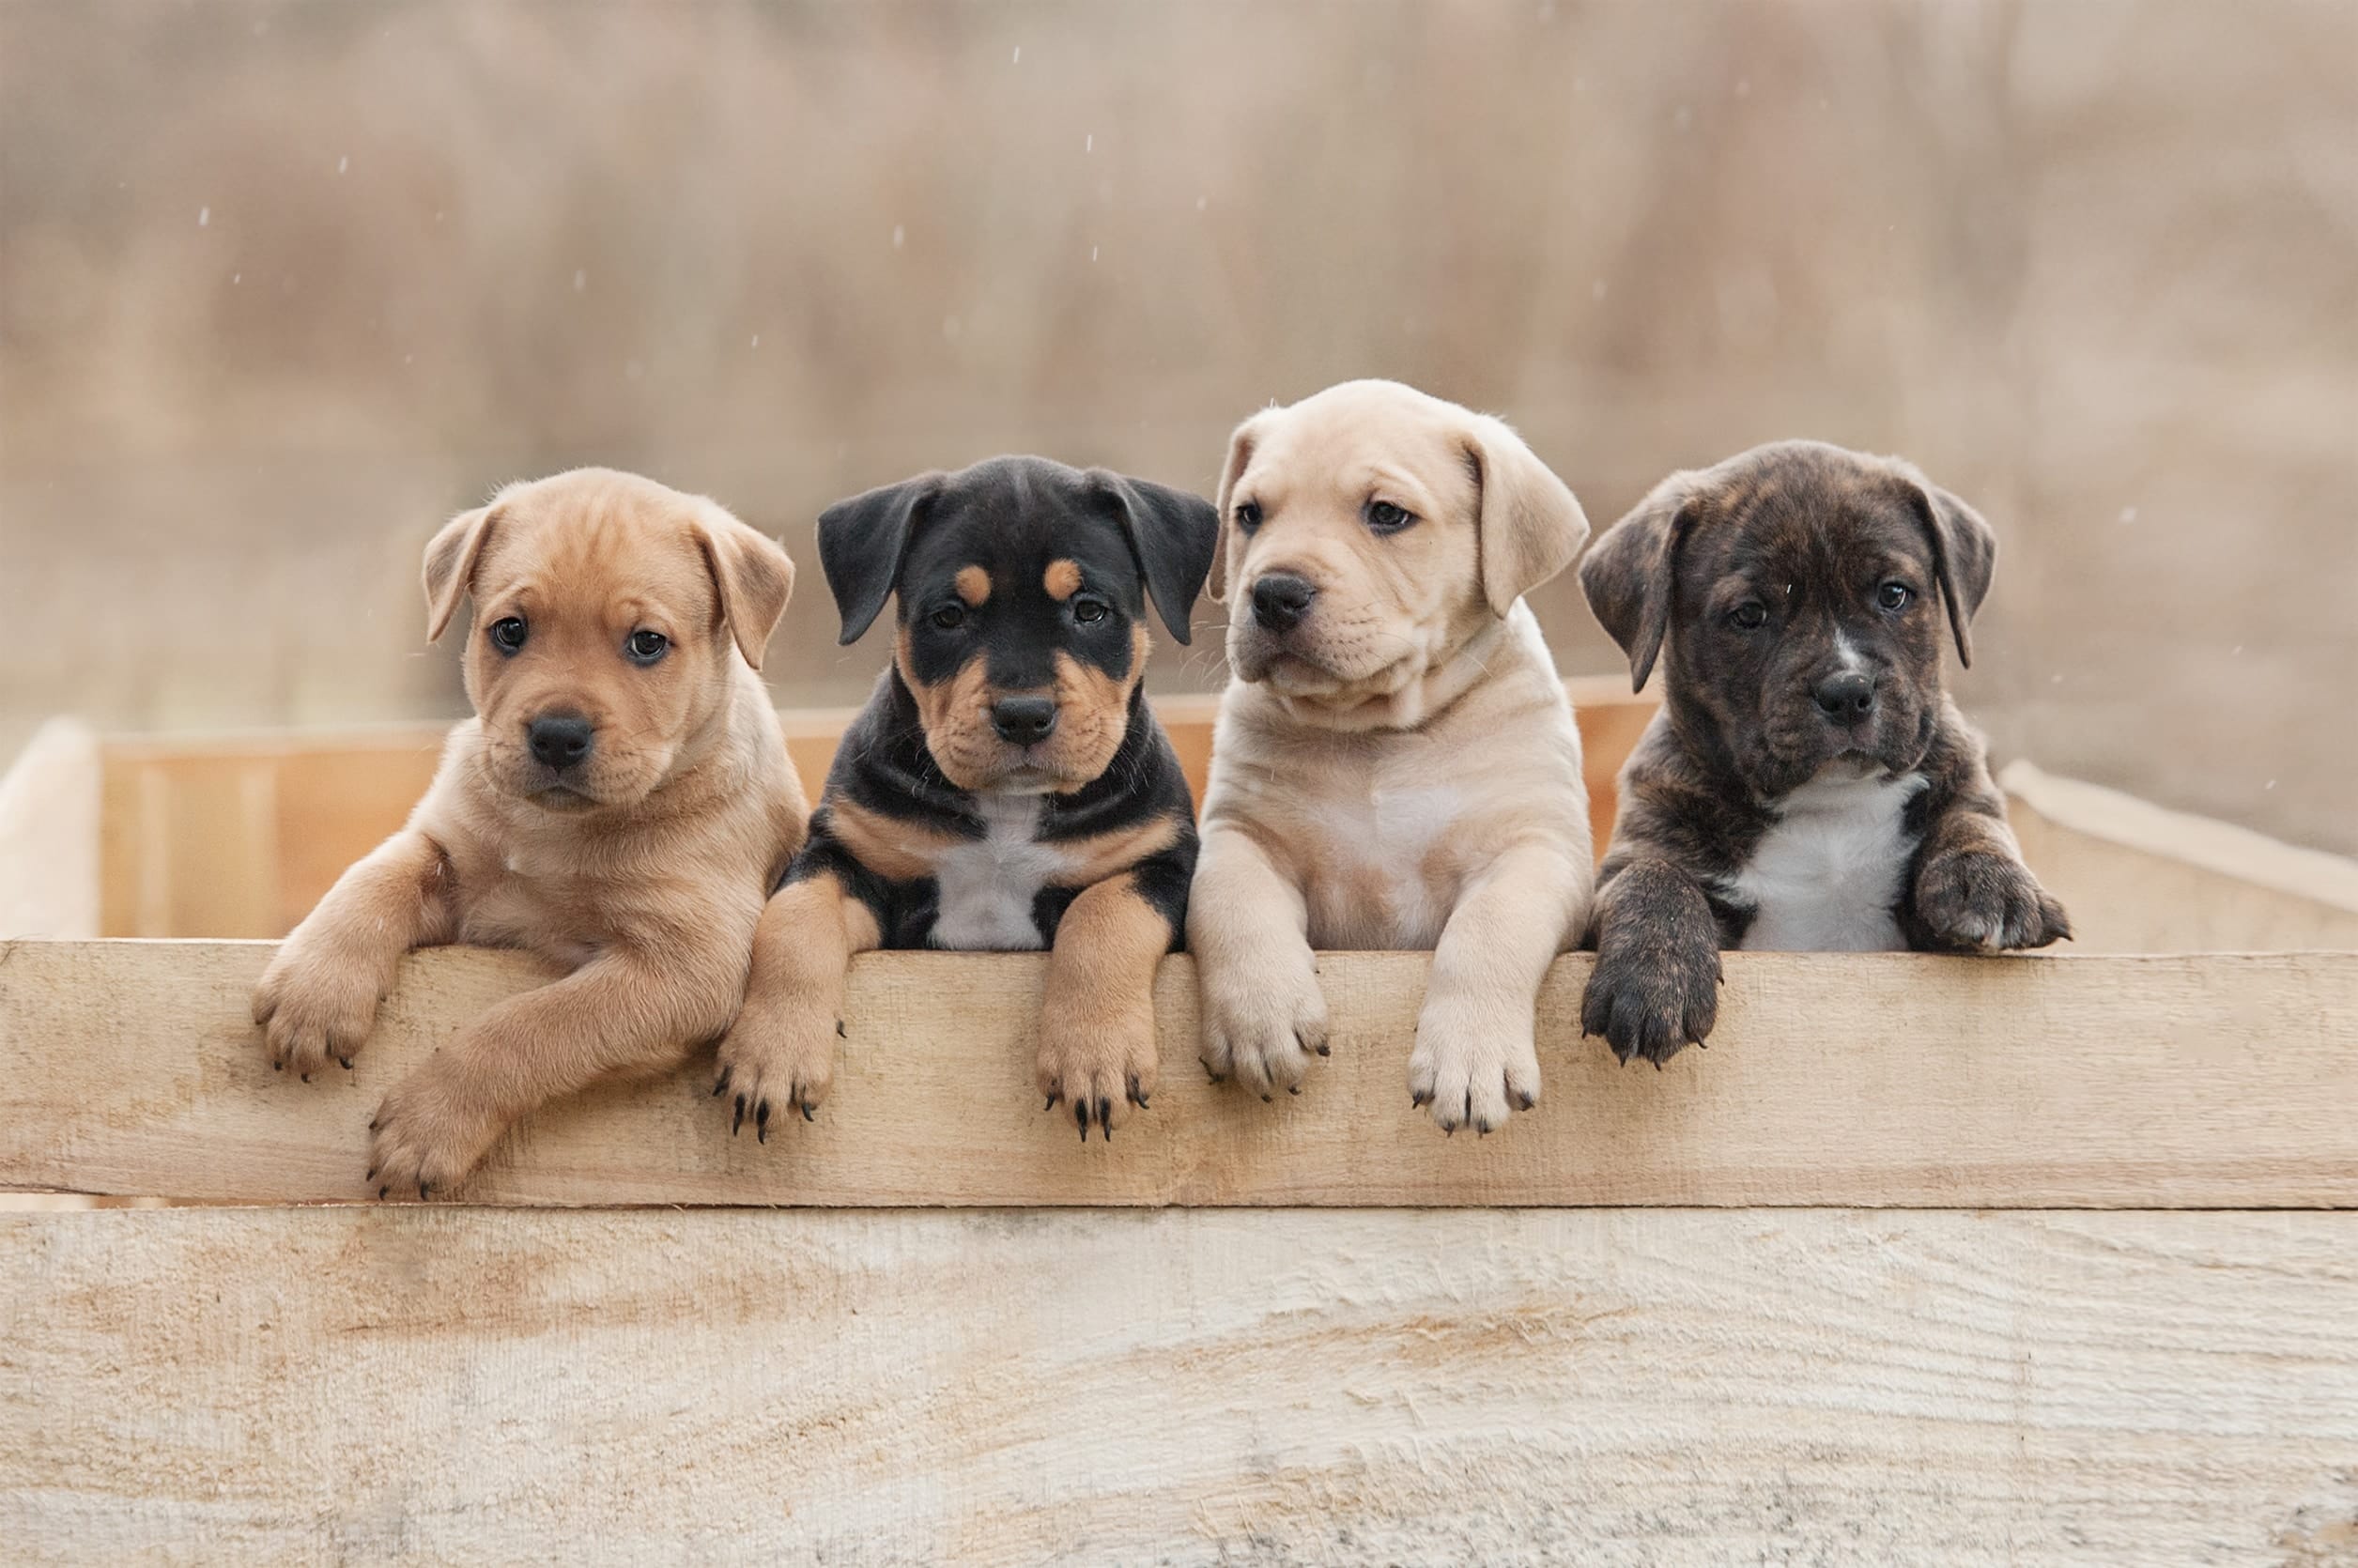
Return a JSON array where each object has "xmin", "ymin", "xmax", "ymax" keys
[
  {"xmin": 1580, "ymin": 938, "xmax": 1721, "ymax": 1066},
  {"xmin": 1408, "ymin": 995, "xmax": 1541, "ymax": 1135},
  {"xmin": 1198, "ymin": 947, "xmax": 1330, "ymax": 1100},
  {"xmin": 367, "ymin": 1056, "xmax": 509, "ymax": 1199},
  {"xmin": 1916, "ymin": 850, "xmax": 2072, "ymax": 952},
  {"xmin": 1038, "ymin": 997, "xmax": 1157, "ymax": 1144},
  {"xmin": 252, "ymin": 941, "xmax": 381, "ymax": 1080},
  {"xmin": 712, "ymin": 994, "xmax": 838, "ymax": 1142}
]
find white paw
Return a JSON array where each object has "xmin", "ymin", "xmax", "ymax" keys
[
  {"xmin": 1408, "ymin": 995, "xmax": 1541, "ymax": 1135},
  {"xmin": 1198, "ymin": 946, "xmax": 1330, "ymax": 1099}
]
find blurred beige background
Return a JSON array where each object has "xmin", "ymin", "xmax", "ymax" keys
[{"xmin": 2, "ymin": 0, "xmax": 2352, "ymax": 853}]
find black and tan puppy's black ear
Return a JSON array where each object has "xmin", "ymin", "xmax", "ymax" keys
[
  {"xmin": 1090, "ymin": 471, "xmax": 1220, "ymax": 645},
  {"xmin": 423, "ymin": 503, "xmax": 498, "ymax": 643},
  {"xmin": 693, "ymin": 503, "xmax": 796, "ymax": 672},
  {"xmin": 1208, "ymin": 408, "xmax": 1275, "ymax": 605},
  {"xmin": 1579, "ymin": 473, "xmax": 1693, "ymax": 693},
  {"xmin": 1891, "ymin": 461, "xmax": 1997, "ymax": 669},
  {"xmin": 1462, "ymin": 412, "xmax": 1590, "ymax": 617},
  {"xmin": 816, "ymin": 474, "xmax": 940, "ymax": 646}
]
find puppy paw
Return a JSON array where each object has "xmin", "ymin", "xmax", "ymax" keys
[
  {"xmin": 1198, "ymin": 948, "xmax": 1329, "ymax": 1100},
  {"xmin": 1580, "ymin": 938, "xmax": 1721, "ymax": 1067},
  {"xmin": 366, "ymin": 1057, "xmax": 508, "ymax": 1199},
  {"xmin": 712, "ymin": 994, "xmax": 837, "ymax": 1142},
  {"xmin": 1408, "ymin": 995, "xmax": 1541, "ymax": 1135},
  {"xmin": 1038, "ymin": 1000, "xmax": 1157, "ymax": 1144},
  {"xmin": 252, "ymin": 942, "xmax": 380, "ymax": 1080},
  {"xmin": 1916, "ymin": 850, "xmax": 2072, "ymax": 952}
]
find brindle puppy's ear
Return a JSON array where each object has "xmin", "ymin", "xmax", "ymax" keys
[
  {"xmin": 1890, "ymin": 461, "xmax": 1997, "ymax": 669},
  {"xmin": 817, "ymin": 474, "xmax": 941, "ymax": 646},
  {"xmin": 1208, "ymin": 408, "xmax": 1275, "ymax": 604},
  {"xmin": 423, "ymin": 503, "xmax": 497, "ymax": 643},
  {"xmin": 1088, "ymin": 471, "xmax": 1219, "ymax": 645},
  {"xmin": 1461, "ymin": 412, "xmax": 1590, "ymax": 618},
  {"xmin": 693, "ymin": 504, "xmax": 796, "ymax": 672},
  {"xmin": 1579, "ymin": 473, "xmax": 1694, "ymax": 693}
]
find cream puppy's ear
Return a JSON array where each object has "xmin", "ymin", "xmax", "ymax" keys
[
  {"xmin": 1209, "ymin": 407, "xmax": 1276, "ymax": 604},
  {"xmin": 423, "ymin": 504, "xmax": 497, "ymax": 642},
  {"xmin": 1463, "ymin": 413, "xmax": 1589, "ymax": 617},
  {"xmin": 694, "ymin": 504, "xmax": 796, "ymax": 672}
]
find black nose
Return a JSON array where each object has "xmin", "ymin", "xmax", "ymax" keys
[
  {"xmin": 1250, "ymin": 573, "xmax": 1318, "ymax": 632},
  {"xmin": 1812, "ymin": 670, "xmax": 1877, "ymax": 722},
  {"xmin": 991, "ymin": 696, "xmax": 1059, "ymax": 746},
  {"xmin": 527, "ymin": 714, "xmax": 594, "ymax": 771}
]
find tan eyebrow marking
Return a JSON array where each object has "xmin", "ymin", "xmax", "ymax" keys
[
  {"xmin": 955, "ymin": 565, "xmax": 992, "ymax": 607},
  {"xmin": 1043, "ymin": 560, "xmax": 1082, "ymax": 601}
]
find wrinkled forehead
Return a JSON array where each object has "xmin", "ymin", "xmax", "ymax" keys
[
  {"xmin": 1688, "ymin": 466, "xmax": 1932, "ymax": 587},
  {"xmin": 1245, "ymin": 406, "xmax": 1476, "ymax": 518},
  {"xmin": 474, "ymin": 491, "xmax": 713, "ymax": 618},
  {"xmin": 903, "ymin": 475, "xmax": 1137, "ymax": 596}
]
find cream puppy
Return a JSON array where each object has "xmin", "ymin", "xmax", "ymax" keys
[{"xmin": 1190, "ymin": 379, "xmax": 1595, "ymax": 1133}]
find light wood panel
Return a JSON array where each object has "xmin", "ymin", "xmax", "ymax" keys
[
  {"xmin": 3, "ymin": 1206, "xmax": 2352, "ymax": 1566},
  {"xmin": 0, "ymin": 718, "xmax": 101, "ymax": 940},
  {"xmin": 4, "ymin": 941, "xmax": 2352, "ymax": 1207}
]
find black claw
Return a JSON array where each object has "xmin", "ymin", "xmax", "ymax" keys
[
  {"xmin": 378, "ymin": 1185, "xmax": 390, "ymax": 1199},
  {"xmin": 1127, "ymin": 1076, "xmax": 1148, "ymax": 1109},
  {"xmin": 1045, "ymin": 1093, "xmax": 1060, "ymax": 1112},
  {"xmin": 1315, "ymin": 1043, "xmax": 1331, "ymax": 1057},
  {"xmin": 1411, "ymin": 1090, "xmax": 1432, "ymax": 1108},
  {"xmin": 756, "ymin": 1099, "xmax": 771, "ymax": 1135},
  {"xmin": 1288, "ymin": 1084, "xmax": 1301, "ymax": 1096},
  {"xmin": 1476, "ymin": 1121, "xmax": 1493, "ymax": 1137},
  {"xmin": 799, "ymin": 1100, "xmax": 814, "ymax": 1122},
  {"xmin": 732, "ymin": 1094, "xmax": 746, "ymax": 1134},
  {"xmin": 1075, "ymin": 1099, "xmax": 1090, "ymax": 1140},
  {"xmin": 418, "ymin": 1183, "xmax": 430, "ymax": 1200},
  {"xmin": 1261, "ymin": 1093, "xmax": 1273, "ymax": 1103},
  {"xmin": 364, "ymin": 1167, "xmax": 378, "ymax": 1182},
  {"xmin": 368, "ymin": 1117, "xmax": 380, "ymax": 1131},
  {"xmin": 835, "ymin": 1019, "xmax": 847, "ymax": 1038},
  {"xmin": 1204, "ymin": 1065, "xmax": 1225, "ymax": 1084},
  {"xmin": 338, "ymin": 1056, "xmax": 353, "ymax": 1070},
  {"xmin": 272, "ymin": 1061, "xmax": 284, "ymax": 1072},
  {"xmin": 301, "ymin": 1073, "xmax": 312, "ymax": 1084},
  {"xmin": 1096, "ymin": 1096, "xmax": 1111, "ymax": 1133},
  {"xmin": 1517, "ymin": 1091, "xmax": 1536, "ymax": 1111},
  {"xmin": 1445, "ymin": 1123, "xmax": 1456, "ymax": 1138},
  {"xmin": 713, "ymin": 1068, "xmax": 732, "ymax": 1098}
]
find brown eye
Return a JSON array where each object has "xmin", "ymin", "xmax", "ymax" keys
[
  {"xmin": 1365, "ymin": 500, "xmax": 1412, "ymax": 533},
  {"xmin": 489, "ymin": 616, "xmax": 528, "ymax": 653},
  {"xmin": 1235, "ymin": 500, "xmax": 1262, "ymax": 534},
  {"xmin": 624, "ymin": 628, "xmax": 669, "ymax": 666},
  {"xmin": 930, "ymin": 605, "xmax": 966, "ymax": 631},
  {"xmin": 1729, "ymin": 600, "xmax": 1767, "ymax": 630},
  {"xmin": 1878, "ymin": 581, "xmax": 1915, "ymax": 611},
  {"xmin": 1072, "ymin": 596, "xmax": 1109, "ymax": 624}
]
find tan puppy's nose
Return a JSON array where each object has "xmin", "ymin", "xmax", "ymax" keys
[
  {"xmin": 1249, "ymin": 573, "xmax": 1318, "ymax": 632},
  {"xmin": 527, "ymin": 713, "xmax": 594, "ymax": 771}
]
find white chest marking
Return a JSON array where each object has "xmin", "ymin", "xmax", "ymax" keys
[
  {"xmin": 1304, "ymin": 782, "xmax": 1466, "ymax": 949},
  {"xmin": 932, "ymin": 794, "xmax": 1068, "ymax": 951},
  {"xmin": 1732, "ymin": 771, "xmax": 1928, "ymax": 952}
]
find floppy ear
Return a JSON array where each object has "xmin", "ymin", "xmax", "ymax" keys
[
  {"xmin": 422, "ymin": 504, "xmax": 497, "ymax": 643},
  {"xmin": 1090, "ymin": 471, "xmax": 1219, "ymax": 644},
  {"xmin": 1463, "ymin": 413, "xmax": 1591, "ymax": 617},
  {"xmin": 1208, "ymin": 408, "xmax": 1274, "ymax": 604},
  {"xmin": 816, "ymin": 474, "xmax": 938, "ymax": 646},
  {"xmin": 694, "ymin": 505, "xmax": 796, "ymax": 672},
  {"xmin": 1579, "ymin": 474, "xmax": 1693, "ymax": 693},
  {"xmin": 1894, "ymin": 464, "xmax": 1997, "ymax": 669}
]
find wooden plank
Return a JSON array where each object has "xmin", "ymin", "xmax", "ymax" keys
[
  {"xmin": 80, "ymin": 684, "xmax": 1662, "ymax": 942},
  {"xmin": 3, "ymin": 941, "xmax": 2352, "ymax": 1207},
  {"xmin": 2001, "ymin": 760, "xmax": 2358, "ymax": 953},
  {"xmin": 2, "ymin": 1206, "xmax": 2351, "ymax": 1564},
  {"xmin": 0, "ymin": 719, "xmax": 102, "ymax": 940}
]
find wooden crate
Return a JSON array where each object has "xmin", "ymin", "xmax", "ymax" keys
[{"xmin": 3, "ymin": 686, "xmax": 2355, "ymax": 1565}]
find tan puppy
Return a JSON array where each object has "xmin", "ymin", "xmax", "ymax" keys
[
  {"xmin": 251, "ymin": 468, "xmax": 807, "ymax": 1195},
  {"xmin": 1190, "ymin": 379, "xmax": 1595, "ymax": 1133}
]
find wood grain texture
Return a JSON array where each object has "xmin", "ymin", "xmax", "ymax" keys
[
  {"xmin": 3, "ymin": 1206, "xmax": 2352, "ymax": 1566},
  {"xmin": 4, "ymin": 940, "xmax": 2353, "ymax": 1207},
  {"xmin": 82, "ymin": 682, "xmax": 1659, "ymax": 941},
  {"xmin": 0, "ymin": 718, "xmax": 100, "ymax": 939},
  {"xmin": 2003, "ymin": 761, "xmax": 2358, "ymax": 954}
]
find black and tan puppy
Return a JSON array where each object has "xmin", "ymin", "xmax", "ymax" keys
[
  {"xmin": 715, "ymin": 456, "xmax": 1217, "ymax": 1140},
  {"xmin": 1579, "ymin": 440, "xmax": 2070, "ymax": 1063}
]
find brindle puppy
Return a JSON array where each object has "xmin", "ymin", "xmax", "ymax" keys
[
  {"xmin": 715, "ymin": 456, "xmax": 1218, "ymax": 1141},
  {"xmin": 1579, "ymin": 440, "xmax": 2070, "ymax": 1064}
]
